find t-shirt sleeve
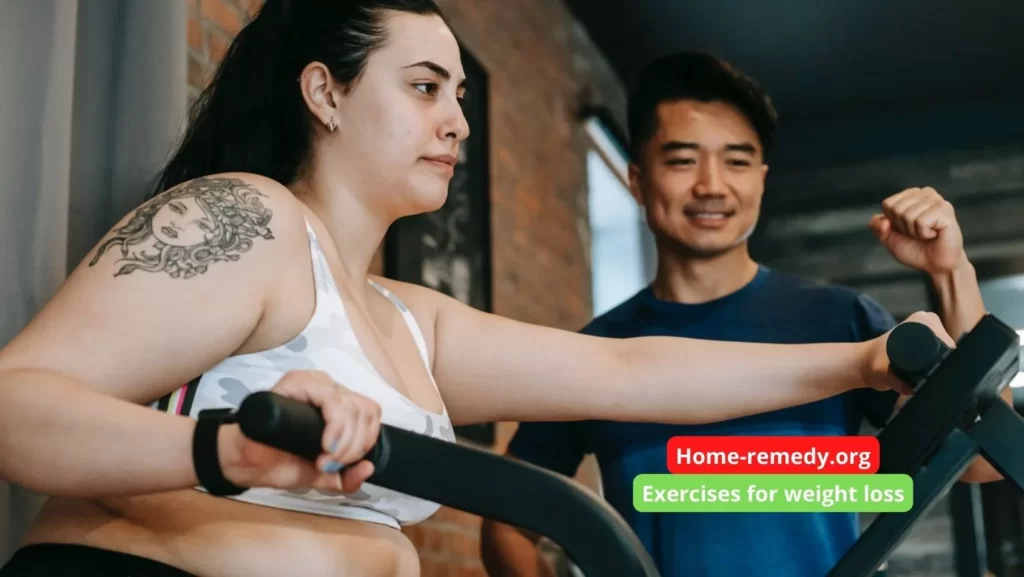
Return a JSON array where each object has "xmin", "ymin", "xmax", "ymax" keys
[
  {"xmin": 505, "ymin": 420, "xmax": 587, "ymax": 478},
  {"xmin": 849, "ymin": 292, "xmax": 901, "ymax": 429}
]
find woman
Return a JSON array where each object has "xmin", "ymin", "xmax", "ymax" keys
[{"xmin": 0, "ymin": 1, "xmax": 949, "ymax": 576}]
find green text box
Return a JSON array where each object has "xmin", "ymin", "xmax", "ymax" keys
[{"xmin": 633, "ymin": 474, "xmax": 912, "ymax": 513}]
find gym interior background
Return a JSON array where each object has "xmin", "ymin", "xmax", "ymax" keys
[{"xmin": 1, "ymin": 0, "xmax": 1023, "ymax": 576}]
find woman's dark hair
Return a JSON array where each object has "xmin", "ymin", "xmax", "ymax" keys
[
  {"xmin": 626, "ymin": 51, "xmax": 777, "ymax": 163},
  {"xmin": 151, "ymin": 0, "xmax": 444, "ymax": 198}
]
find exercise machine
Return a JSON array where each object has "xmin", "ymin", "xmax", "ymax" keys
[
  {"xmin": 234, "ymin": 391, "xmax": 662, "ymax": 577},
  {"xmin": 828, "ymin": 314, "xmax": 1022, "ymax": 577},
  {"xmin": 231, "ymin": 313, "xmax": 1021, "ymax": 577}
]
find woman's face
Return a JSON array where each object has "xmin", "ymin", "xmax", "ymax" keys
[
  {"xmin": 151, "ymin": 197, "xmax": 217, "ymax": 246},
  {"xmin": 331, "ymin": 12, "xmax": 470, "ymax": 216}
]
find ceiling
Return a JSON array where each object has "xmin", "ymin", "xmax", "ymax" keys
[{"xmin": 564, "ymin": 0, "xmax": 1024, "ymax": 127}]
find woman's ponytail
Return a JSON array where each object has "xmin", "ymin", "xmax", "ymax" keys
[{"xmin": 152, "ymin": 0, "xmax": 308, "ymax": 196}]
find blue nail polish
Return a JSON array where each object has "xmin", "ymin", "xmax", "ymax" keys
[
  {"xmin": 330, "ymin": 440, "xmax": 339, "ymax": 453},
  {"xmin": 322, "ymin": 461, "xmax": 344, "ymax": 473}
]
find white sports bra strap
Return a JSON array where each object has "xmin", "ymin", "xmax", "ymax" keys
[{"xmin": 368, "ymin": 279, "xmax": 432, "ymax": 372}]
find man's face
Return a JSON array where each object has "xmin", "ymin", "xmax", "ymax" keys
[{"xmin": 630, "ymin": 99, "xmax": 768, "ymax": 258}]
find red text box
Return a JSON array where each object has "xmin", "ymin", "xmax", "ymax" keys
[{"xmin": 666, "ymin": 436, "xmax": 880, "ymax": 474}]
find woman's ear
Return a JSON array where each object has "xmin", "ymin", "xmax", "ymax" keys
[{"xmin": 298, "ymin": 61, "xmax": 341, "ymax": 131}]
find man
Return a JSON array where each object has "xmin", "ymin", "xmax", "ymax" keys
[{"xmin": 480, "ymin": 51, "xmax": 1001, "ymax": 577}]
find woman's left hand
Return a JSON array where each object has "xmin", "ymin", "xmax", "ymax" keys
[{"xmin": 860, "ymin": 310, "xmax": 956, "ymax": 395}]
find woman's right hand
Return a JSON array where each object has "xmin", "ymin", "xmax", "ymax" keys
[{"xmin": 217, "ymin": 370, "xmax": 383, "ymax": 493}]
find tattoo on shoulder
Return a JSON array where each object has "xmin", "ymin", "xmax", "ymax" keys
[{"xmin": 88, "ymin": 176, "xmax": 275, "ymax": 279}]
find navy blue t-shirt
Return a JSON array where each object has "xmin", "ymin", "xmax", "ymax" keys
[{"xmin": 506, "ymin": 266, "xmax": 899, "ymax": 577}]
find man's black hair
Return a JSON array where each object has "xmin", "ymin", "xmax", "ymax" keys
[{"xmin": 626, "ymin": 51, "xmax": 778, "ymax": 163}]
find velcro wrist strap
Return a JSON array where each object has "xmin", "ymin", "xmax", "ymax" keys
[{"xmin": 192, "ymin": 409, "xmax": 247, "ymax": 497}]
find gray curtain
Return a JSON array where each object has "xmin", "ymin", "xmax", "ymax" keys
[{"xmin": 0, "ymin": 0, "xmax": 186, "ymax": 563}]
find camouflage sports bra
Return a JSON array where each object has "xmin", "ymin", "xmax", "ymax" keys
[{"xmin": 152, "ymin": 218, "xmax": 455, "ymax": 528}]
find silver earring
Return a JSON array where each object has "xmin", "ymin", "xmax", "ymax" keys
[{"xmin": 327, "ymin": 118, "xmax": 336, "ymax": 132}]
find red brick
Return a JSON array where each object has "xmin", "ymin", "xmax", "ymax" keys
[
  {"xmin": 431, "ymin": 507, "xmax": 481, "ymax": 528},
  {"xmin": 401, "ymin": 524, "xmax": 427, "ymax": 550},
  {"xmin": 200, "ymin": 0, "xmax": 243, "ymax": 37},
  {"xmin": 187, "ymin": 52, "xmax": 206, "ymax": 93},
  {"xmin": 418, "ymin": 558, "xmax": 450, "ymax": 577},
  {"xmin": 207, "ymin": 29, "xmax": 231, "ymax": 64},
  {"xmin": 455, "ymin": 565, "xmax": 487, "ymax": 577},
  {"xmin": 187, "ymin": 17, "xmax": 203, "ymax": 53},
  {"xmin": 238, "ymin": 0, "xmax": 263, "ymax": 19},
  {"xmin": 449, "ymin": 531, "xmax": 481, "ymax": 558},
  {"xmin": 424, "ymin": 526, "xmax": 450, "ymax": 552}
]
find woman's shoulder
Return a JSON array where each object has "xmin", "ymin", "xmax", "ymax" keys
[
  {"xmin": 155, "ymin": 171, "xmax": 310, "ymax": 247},
  {"xmin": 90, "ymin": 171, "xmax": 312, "ymax": 281},
  {"xmin": 166, "ymin": 171, "xmax": 305, "ymax": 218}
]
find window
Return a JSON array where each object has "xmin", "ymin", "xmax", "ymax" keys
[{"xmin": 584, "ymin": 115, "xmax": 655, "ymax": 317}]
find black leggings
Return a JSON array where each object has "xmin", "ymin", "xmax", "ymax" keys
[{"xmin": 0, "ymin": 543, "xmax": 196, "ymax": 577}]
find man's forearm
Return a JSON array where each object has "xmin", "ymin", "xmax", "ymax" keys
[
  {"xmin": 930, "ymin": 258, "xmax": 985, "ymax": 340},
  {"xmin": 930, "ymin": 258, "xmax": 1006, "ymax": 483}
]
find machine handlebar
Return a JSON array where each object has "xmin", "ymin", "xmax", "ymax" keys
[
  {"xmin": 235, "ymin": 391, "xmax": 661, "ymax": 577},
  {"xmin": 886, "ymin": 321, "xmax": 952, "ymax": 389}
]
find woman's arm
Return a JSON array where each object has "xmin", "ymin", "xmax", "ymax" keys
[
  {"xmin": 0, "ymin": 370, "xmax": 208, "ymax": 496},
  {"xmin": 380, "ymin": 281, "xmax": 938, "ymax": 427},
  {"xmin": 0, "ymin": 173, "xmax": 310, "ymax": 497}
]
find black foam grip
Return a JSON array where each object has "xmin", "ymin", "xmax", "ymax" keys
[
  {"xmin": 236, "ymin": 391, "xmax": 388, "ymax": 465},
  {"xmin": 886, "ymin": 321, "xmax": 951, "ymax": 388},
  {"xmin": 235, "ymin": 390, "xmax": 660, "ymax": 577}
]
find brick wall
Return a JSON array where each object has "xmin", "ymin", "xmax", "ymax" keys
[{"xmin": 187, "ymin": 1, "xmax": 626, "ymax": 575}]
